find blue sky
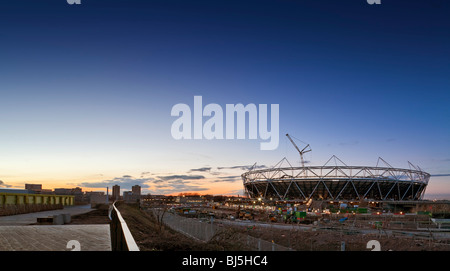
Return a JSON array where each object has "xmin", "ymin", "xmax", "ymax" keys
[{"xmin": 0, "ymin": 0, "xmax": 449, "ymax": 198}]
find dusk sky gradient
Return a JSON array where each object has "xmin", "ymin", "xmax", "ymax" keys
[{"xmin": 1, "ymin": 0, "xmax": 449, "ymax": 198}]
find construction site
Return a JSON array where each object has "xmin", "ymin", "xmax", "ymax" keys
[
  {"xmin": 120, "ymin": 196, "xmax": 450, "ymax": 251},
  {"xmin": 127, "ymin": 135, "xmax": 450, "ymax": 251},
  {"xmin": 60, "ymin": 135, "xmax": 450, "ymax": 251}
]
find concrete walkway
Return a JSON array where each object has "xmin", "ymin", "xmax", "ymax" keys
[
  {"xmin": 0, "ymin": 205, "xmax": 112, "ymax": 251},
  {"xmin": 0, "ymin": 224, "xmax": 111, "ymax": 251}
]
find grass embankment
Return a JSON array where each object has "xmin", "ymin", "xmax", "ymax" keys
[{"xmin": 116, "ymin": 203, "xmax": 245, "ymax": 251}]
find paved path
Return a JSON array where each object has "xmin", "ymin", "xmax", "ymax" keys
[{"xmin": 0, "ymin": 205, "xmax": 112, "ymax": 251}]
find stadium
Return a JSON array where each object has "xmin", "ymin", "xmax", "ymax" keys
[
  {"xmin": 242, "ymin": 156, "xmax": 430, "ymax": 202},
  {"xmin": 242, "ymin": 135, "xmax": 431, "ymax": 202}
]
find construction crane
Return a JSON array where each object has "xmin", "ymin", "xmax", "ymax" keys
[{"xmin": 286, "ymin": 133, "xmax": 311, "ymax": 168}]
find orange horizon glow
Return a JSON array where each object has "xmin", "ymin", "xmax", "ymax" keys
[
  {"xmin": 2, "ymin": 175, "xmax": 449, "ymax": 199},
  {"xmin": 1, "ymin": 180, "xmax": 244, "ymax": 197}
]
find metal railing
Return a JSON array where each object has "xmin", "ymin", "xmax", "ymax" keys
[{"xmin": 109, "ymin": 201, "xmax": 140, "ymax": 251}]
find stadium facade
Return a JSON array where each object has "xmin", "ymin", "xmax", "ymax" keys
[{"xmin": 242, "ymin": 156, "xmax": 430, "ymax": 202}]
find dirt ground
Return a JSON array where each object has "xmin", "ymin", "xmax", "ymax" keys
[
  {"xmin": 116, "ymin": 203, "xmax": 250, "ymax": 251},
  {"xmin": 240, "ymin": 225, "xmax": 450, "ymax": 251}
]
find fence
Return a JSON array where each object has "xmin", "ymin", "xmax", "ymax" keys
[
  {"xmin": 156, "ymin": 209, "xmax": 292, "ymax": 251},
  {"xmin": 109, "ymin": 202, "xmax": 140, "ymax": 251},
  {"xmin": 240, "ymin": 233, "xmax": 292, "ymax": 251}
]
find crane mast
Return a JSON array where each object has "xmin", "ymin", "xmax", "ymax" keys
[{"xmin": 286, "ymin": 133, "xmax": 311, "ymax": 168}]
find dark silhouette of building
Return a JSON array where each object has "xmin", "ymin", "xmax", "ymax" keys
[
  {"xmin": 132, "ymin": 185, "xmax": 141, "ymax": 196},
  {"xmin": 25, "ymin": 184, "xmax": 42, "ymax": 194},
  {"xmin": 112, "ymin": 185, "xmax": 120, "ymax": 201}
]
